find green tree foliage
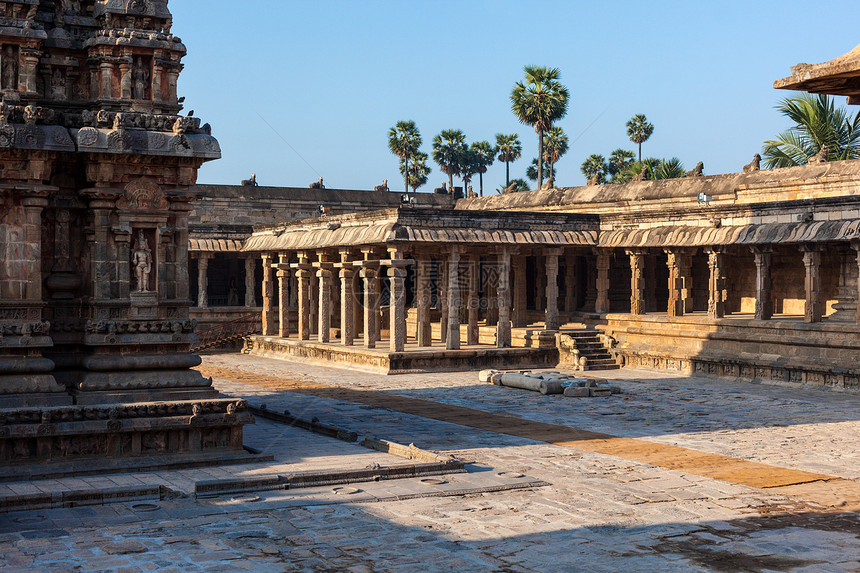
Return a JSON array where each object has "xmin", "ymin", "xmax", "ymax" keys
[
  {"xmin": 388, "ymin": 120, "xmax": 422, "ymax": 192},
  {"xmin": 626, "ymin": 114, "xmax": 654, "ymax": 162},
  {"xmin": 432, "ymin": 129, "xmax": 467, "ymax": 194},
  {"xmin": 526, "ymin": 158, "xmax": 553, "ymax": 182},
  {"xmin": 614, "ymin": 157, "xmax": 685, "ymax": 183},
  {"xmin": 470, "ymin": 140, "xmax": 496, "ymax": 197},
  {"xmin": 762, "ymin": 93, "xmax": 860, "ymax": 168},
  {"xmin": 459, "ymin": 147, "xmax": 481, "ymax": 197},
  {"xmin": 580, "ymin": 154, "xmax": 606, "ymax": 180},
  {"xmin": 400, "ymin": 150, "xmax": 430, "ymax": 191},
  {"xmin": 606, "ymin": 149, "xmax": 635, "ymax": 180},
  {"xmin": 511, "ymin": 66, "xmax": 570, "ymax": 189},
  {"xmin": 496, "ymin": 178, "xmax": 530, "ymax": 193},
  {"xmin": 495, "ymin": 133, "xmax": 522, "ymax": 186},
  {"xmin": 542, "ymin": 126, "xmax": 568, "ymax": 181}
]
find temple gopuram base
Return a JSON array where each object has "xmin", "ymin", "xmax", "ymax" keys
[
  {"xmin": 244, "ymin": 335, "xmax": 559, "ymax": 375},
  {"xmin": 0, "ymin": 398, "xmax": 257, "ymax": 482}
]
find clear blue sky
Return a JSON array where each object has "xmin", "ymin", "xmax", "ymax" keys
[{"xmin": 169, "ymin": 0, "xmax": 860, "ymax": 192}]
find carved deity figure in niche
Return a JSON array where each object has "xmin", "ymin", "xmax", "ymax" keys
[
  {"xmin": 132, "ymin": 230, "xmax": 153, "ymax": 292},
  {"xmin": 2, "ymin": 45, "xmax": 18, "ymax": 90},
  {"xmin": 132, "ymin": 57, "xmax": 149, "ymax": 100},
  {"xmin": 51, "ymin": 68, "xmax": 66, "ymax": 100}
]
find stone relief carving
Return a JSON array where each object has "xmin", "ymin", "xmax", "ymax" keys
[
  {"xmin": 132, "ymin": 56, "xmax": 149, "ymax": 100},
  {"xmin": 117, "ymin": 177, "xmax": 168, "ymax": 210},
  {"xmin": 1, "ymin": 45, "xmax": 17, "ymax": 90},
  {"xmin": 132, "ymin": 230, "xmax": 152, "ymax": 292},
  {"xmin": 77, "ymin": 126, "xmax": 98, "ymax": 146}
]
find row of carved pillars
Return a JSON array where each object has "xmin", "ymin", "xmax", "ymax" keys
[
  {"xmin": 259, "ymin": 247, "xmax": 411, "ymax": 352},
  {"xmin": 612, "ymin": 242, "xmax": 860, "ymax": 324},
  {"xmin": 193, "ymin": 253, "xmax": 257, "ymax": 309},
  {"xmin": 255, "ymin": 245, "xmax": 581, "ymax": 351}
]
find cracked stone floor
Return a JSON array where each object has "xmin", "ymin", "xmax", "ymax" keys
[{"xmin": 1, "ymin": 354, "xmax": 859, "ymax": 572}]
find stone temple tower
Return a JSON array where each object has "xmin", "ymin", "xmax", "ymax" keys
[{"xmin": 0, "ymin": 0, "xmax": 252, "ymax": 476}]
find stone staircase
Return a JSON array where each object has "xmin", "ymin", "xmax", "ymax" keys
[{"xmin": 557, "ymin": 329, "xmax": 620, "ymax": 371}]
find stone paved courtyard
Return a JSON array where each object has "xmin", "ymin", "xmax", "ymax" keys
[{"xmin": 2, "ymin": 354, "xmax": 859, "ymax": 572}]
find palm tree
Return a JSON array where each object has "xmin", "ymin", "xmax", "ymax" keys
[
  {"xmin": 459, "ymin": 147, "xmax": 481, "ymax": 197},
  {"xmin": 626, "ymin": 114, "xmax": 654, "ymax": 162},
  {"xmin": 580, "ymin": 154, "xmax": 606, "ymax": 180},
  {"xmin": 388, "ymin": 120, "xmax": 422, "ymax": 192},
  {"xmin": 495, "ymin": 133, "xmax": 521, "ymax": 186},
  {"xmin": 542, "ymin": 126, "xmax": 568, "ymax": 181},
  {"xmin": 400, "ymin": 150, "xmax": 430, "ymax": 191},
  {"xmin": 653, "ymin": 157, "xmax": 685, "ymax": 179},
  {"xmin": 432, "ymin": 129, "xmax": 467, "ymax": 194},
  {"xmin": 762, "ymin": 93, "xmax": 860, "ymax": 168},
  {"xmin": 511, "ymin": 66, "xmax": 570, "ymax": 189},
  {"xmin": 606, "ymin": 149, "xmax": 635, "ymax": 181},
  {"xmin": 526, "ymin": 157, "xmax": 553, "ymax": 182},
  {"xmin": 470, "ymin": 140, "xmax": 496, "ymax": 196}
]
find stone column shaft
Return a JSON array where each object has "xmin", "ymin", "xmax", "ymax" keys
[
  {"xmin": 277, "ymin": 255, "xmax": 290, "ymax": 338},
  {"xmin": 627, "ymin": 250, "xmax": 646, "ymax": 315},
  {"xmin": 197, "ymin": 254, "xmax": 210, "ymax": 309},
  {"xmin": 361, "ymin": 267, "xmax": 378, "ymax": 349},
  {"xmin": 297, "ymin": 267, "xmax": 312, "ymax": 340},
  {"xmin": 244, "ymin": 257, "xmax": 256, "ymax": 308},
  {"xmin": 389, "ymin": 265, "xmax": 407, "ymax": 352},
  {"xmin": 706, "ymin": 249, "xmax": 726, "ymax": 319},
  {"xmin": 545, "ymin": 250, "xmax": 560, "ymax": 329},
  {"xmin": 340, "ymin": 267, "xmax": 355, "ymax": 346},
  {"xmin": 447, "ymin": 250, "xmax": 461, "ymax": 350},
  {"xmin": 513, "ymin": 255, "xmax": 528, "ymax": 327},
  {"xmin": 467, "ymin": 255, "xmax": 479, "ymax": 345},
  {"xmin": 665, "ymin": 250, "xmax": 684, "ymax": 317},
  {"xmin": 595, "ymin": 250, "xmax": 611, "ymax": 313},
  {"xmin": 496, "ymin": 250, "xmax": 512, "ymax": 348},
  {"xmin": 260, "ymin": 254, "xmax": 274, "ymax": 335},
  {"xmin": 416, "ymin": 258, "xmax": 432, "ymax": 346},
  {"xmin": 439, "ymin": 259, "xmax": 448, "ymax": 344},
  {"xmin": 752, "ymin": 248, "xmax": 773, "ymax": 321},
  {"xmin": 317, "ymin": 268, "xmax": 333, "ymax": 343},
  {"xmin": 21, "ymin": 197, "xmax": 45, "ymax": 302},
  {"xmin": 802, "ymin": 247, "xmax": 822, "ymax": 323}
]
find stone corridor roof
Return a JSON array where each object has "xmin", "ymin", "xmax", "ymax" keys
[{"xmin": 242, "ymin": 208, "xmax": 599, "ymax": 252}]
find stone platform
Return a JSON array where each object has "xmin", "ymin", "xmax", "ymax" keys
[{"xmin": 244, "ymin": 335, "xmax": 559, "ymax": 374}]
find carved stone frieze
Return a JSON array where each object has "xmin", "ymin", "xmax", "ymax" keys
[
  {"xmin": 116, "ymin": 176, "xmax": 168, "ymax": 210},
  {"xmin": 85, "ymin": 319, "xmax": 196, "ymax": 334}
]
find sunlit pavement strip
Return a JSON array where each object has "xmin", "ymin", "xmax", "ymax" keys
[
  {"xmin": 3, "ymin": 355, "xmax": 860, "ymax": 572},
  {"xmin": 196, "ymin": 362, "xmax": 860, "ymax": 510}
]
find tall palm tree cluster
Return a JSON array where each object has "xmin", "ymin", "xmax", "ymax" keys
[
  {"xmin": 580, "ymin": 114, "xmax": 686, "ymax": 183},
  {"xmin": 387, "ymin": 65, "xmax": 572, "ymax": 195}
]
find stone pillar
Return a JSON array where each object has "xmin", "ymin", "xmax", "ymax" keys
[
  {"xmin": 316, "ymin": 252, "xmax": 333, "ymax": 343},
  {"xmin": 854, "ymin": 241, "xmax": 860, "ymax": 325},
  {"xmin": 751, "ymin": 247, "xmax": 773, "ymax": 321},
  {"xmin": 447, "ymin": 248, "xmax": 461, "ymax": 350},
  {"xmin": 339, "ymin": 250, "xmax": 355, "ymax": 346},
  {"xmin": 535, "ymin": 256, "xmax": 546, "ymax": 311},
  {"xmin": 261, "ymin": 253, "xmax": 274, "ymax": 335},
  {"xmin": 20, "ymin": 48, "xmax": 41, "ymax": 95},
  {"xmin": 277, "ymin": 254, "xmax": 290, "ymax": 338},
  {"xmin": 467, "ymin": 254, "xmax": 480, "ymax": 345},
  {"xmin": 565, "ymin": 253, "xmax": 576, "ymax": 316},
  {"xmin": 99, "ymin": 61, "xmax": 113, "ymax": 99},
  {"xmin": 197, "ymin": 253, "xmax": 210, "ymax": 309},
  {"xmin": 119, "ymin": 58, "xmax": 132, "ymax": 100},
  {"xmin": 309, "ymin": 265, "xmax": 319, "ymax": 336},
  {"xmin": 151, "ymin": 61, "xmax": 163, "ymax": 102},
  {"xmin": 678, "ymin": 250, "xmax": 694, "ymax": 314},
  {"xmin": 496, "ymin": 249, "xmax": 512, "ymax": 348},
  {"xmin": 801, "ymin": 245, "xmax": 822, "ymax": 323},
  {"xmin": 627, "ymin": 250, "xmax": 646, "ymax": 315},
  {"xmin": 416, "ymin": 257, "xmax": 432, "ymax": 346},
  {"xmin": 665, "ymin": 249, "xmax": 684, "ymax": 317},
  {"xmin": 545, "ymin": 249, "xmax": 561, "ymax": 329},
  {"xmin": 361, "ymin": 266, "xmax": 378, "ymax": 349},
  {"xmin": 595, "ymin": 249, "xmax": 611, "ymax": 313},
  {"xmin": 295, "ymin": 252, "xmax": 312, "ymax": 340},
  {"xmin": 388, "ymin": 249, "xmax": 410, "ymax": 352},
  {"xmin": 486, "ymin": 260, "xmax": 499, "ymax": 326},
  {"xmin": 706, "ymin": 248, "xmax": 726, "ymax": 319},
  {"xmin": 439, "ymin": 258, "xmax": 448, "ymax": 344},
  {"xmin": 244, "ymin": 257, "xmax": 256, "ymax": 308},
  {"xmin": 513, "ymin": 254, "xmax": 528, "ymax": 327},
  {"xmin": 21, "ymin": 196, "xmax": 47, "ymax": 302}
]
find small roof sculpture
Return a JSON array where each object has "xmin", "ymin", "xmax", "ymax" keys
[{"xmin": 774, "ymin": 43, "xmax": 860, "ymax": 104}]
